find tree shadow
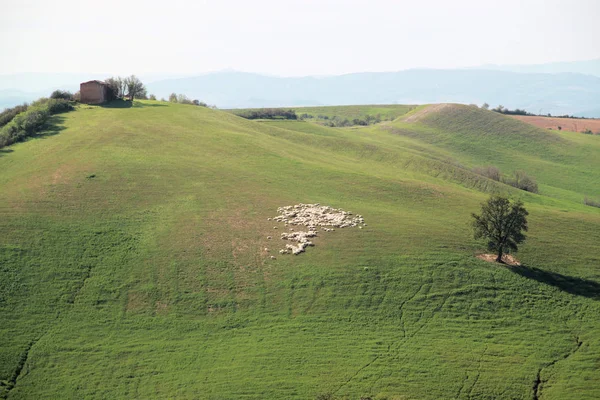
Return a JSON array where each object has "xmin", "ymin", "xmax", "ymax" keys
[
  {"xmin": 508, "ymin": 264, "xmax": 600, "ymax": 300},
  {"xmin": 38, "ymin": 115, "xmax": 67, "ymax": 139},
  {"xmin": 0, "ymin": 115, "xmax": 68, "ymax": 155},
  {"xmin": 0, "ymin": 148, "xmax": 14, "ymax": 157},
  {"xmin": 98, "ymin": 100, "xmax": 167, "ymax": 108},
  {"xmin": 99, "ymin": 99, "xmax": 132, "ymax": 108},
  {"xmin": 132, "ymin": 101, "xmax": 167, "ymax": 108}
]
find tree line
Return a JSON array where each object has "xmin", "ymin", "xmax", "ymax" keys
[
  {"xmin": 234, "ymin": 108, "xmax": 297, "ymax": 120},
  {"xmin": 300, "ymin": 113, "xmax": 384, "ymax": 127},
  {"xmin": 167, "ymin": 93, "xmax": 214, "ymax": 108},
  {"xmin": 480, "ymin": 102, "xmax": 589, "ymax": 119}
]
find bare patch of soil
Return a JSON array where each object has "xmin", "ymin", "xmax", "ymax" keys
[
  {"xmin": 476, "ymin": 253, "xmax": 521, "ymax": 266},
  {"xmin": 511, "ymin": 115, "xmax": 600, "ymax": 134}
]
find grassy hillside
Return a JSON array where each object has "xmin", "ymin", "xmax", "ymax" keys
[{"xmin": 1, "ymin": 101, "xmax": 599, "ymax": 399}]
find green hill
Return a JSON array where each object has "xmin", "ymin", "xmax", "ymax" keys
[{"xmin": 1, "ymin": 101, "xmax": 599, "ymax": 399}]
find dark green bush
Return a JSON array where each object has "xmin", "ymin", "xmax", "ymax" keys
[
  {"xmin": 236, "ymin": 108, "xmax": 297, "ymax": 120},
  {"xmin": 0, "ymin": 98, "xmax": 74, "ymax": 149},
  {"xmin": 472, "ymin": 165, "xmax": 538, "ymax": 193},
  {"xmin": 584, "ymin": 197, "xmax": 600, "ymax": 208},
  {"xmin": 505, "ymin": 170, "xmax": 539, "ymax": 193},
  {"xmin": 192, "ymin": 99, "xmax": 208, "ymax": 107},
  {"xmin": 45, "ymin": 99, "xmax": 75, "ymax": 114},
  {"xmin": 50, "ymin": 90, "xmax": 73, "ymax": 100},
  {"xmin": 473, "ymin": 165, "xmax": 502, "ymax": 181},
  {"xmin": 0, "ymin": 104, "xmax": 29, "ymax": 128},
  {"xmin": 311, "ymin": 113, "xmax": 381, "ymax": 127}
]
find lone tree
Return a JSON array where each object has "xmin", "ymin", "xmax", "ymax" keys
[
  {"xmin": 472, "ymin": 195, "xmax": 528, "ymax": 262},
  {"xmin": 124, "ymin": 75, "xmax": 146, "ymax": 101}
]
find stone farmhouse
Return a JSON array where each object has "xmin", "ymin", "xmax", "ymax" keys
[{"xmin": 80, "ymin": 80, "xmax": 112, "ymax": 104}]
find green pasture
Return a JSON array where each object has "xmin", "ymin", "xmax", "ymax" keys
[{"xmin": 0, "ymin": 101, "xmax": 599, "ymax": 399}]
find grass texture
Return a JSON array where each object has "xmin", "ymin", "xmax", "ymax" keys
[{"xmin": 0, "ymin": 102, "xmax": 599, "ymax": 399}]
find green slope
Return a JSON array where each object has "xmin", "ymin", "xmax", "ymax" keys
[{"xmin": 1, "ymin": 101, "xmax": 599, "ymax": 399}]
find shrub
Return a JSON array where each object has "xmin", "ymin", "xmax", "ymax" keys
[
  {"xmin": 583, "ymin": 129, "xmax": 593, "ymax": 135},
  {"xmin": 47, "ymin": 99, "xmax": 74, "ymax": 114},
  {"xmin": 169, "ymin": 93, "xmax": 178, "ymax": 103},
  {"xmin": 584, "ymin": 197, "xmax": 600, "ymax": 208},
  {"xmin": 1, "ymin": 108, "xmax": 49, "ymax": 146},
  {"xmin": 505, "ymin": 170, "xmax": 539, "ymax": 193},
  {"xmin": 313, "ymin": 113, "xmax": 382, "ymax": 127},
  {"xmin": 237, "ymin": 108, "xmax": 297, "ymax": 120},
  {"xmin": 365, "ymin": 114, "xmax": 381, "ymax": 124},
  {"xmin": 0, "ymin": 104, "xmax": 29, "ymax": 128},
  {"xmin": 472, "ymin": 165, "xmax": 538, "ymax": 193},
  {"xmin": 30, "ymin": 98, "xmax": 74, "ymax": 114},
  {"xmin": 177, "ymin": 94, "xmax": 193, "ymax": 105},
  {"xmin": 0, "ymin": 98, "xmax": 74, "ymax": 149},
  {"xmin": 473, "ymin": 165, "xmax": 502, "ymax": 181},
  {"xmin": 149, "ymin": 94, "xmax": 157, "ymax": 100},
  {"xmin": 14, "ymin": 108, "xmax": 49, "ymax": 135},
  {"xmin": 50, "ymin": 90, "xmax": 73, "ymax": 100}
]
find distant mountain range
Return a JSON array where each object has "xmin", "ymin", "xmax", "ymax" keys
[
  {"xmin": 472, "ymin": 58, "xmax": 600, "ymax": 77},
  {"xmin": 146, "ymin": 69, "xmax": 600, "ymax": 117},
  {"xmin": 2, "ymin": 60, "xmax": 600, "ymax": 117}
]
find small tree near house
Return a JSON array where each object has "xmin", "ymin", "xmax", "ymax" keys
[
  {"xmin": 472, "ymin": 195, "xmax": 528, "ymax": 262},
  {"xmin": 124, "ymin": 75, "xmax": 146, "ymax": 101}
]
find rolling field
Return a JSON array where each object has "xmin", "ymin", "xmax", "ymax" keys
[{"xmin": 1, "ymin": 102, "xmax": 599, "ymax": 399}]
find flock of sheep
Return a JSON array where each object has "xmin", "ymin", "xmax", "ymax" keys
[{"xmin": 266, "ymin": 203, "xmax": 366, "ymax": 256}]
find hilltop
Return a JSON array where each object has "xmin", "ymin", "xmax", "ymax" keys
[{"xmin": 1, "ymin": 102, "xmax": 599, "ymax": 399}]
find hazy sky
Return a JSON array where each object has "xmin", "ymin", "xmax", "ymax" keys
[{"xmin": 1, "ymin": 0, "xmax": 599, "ymax": 76}]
